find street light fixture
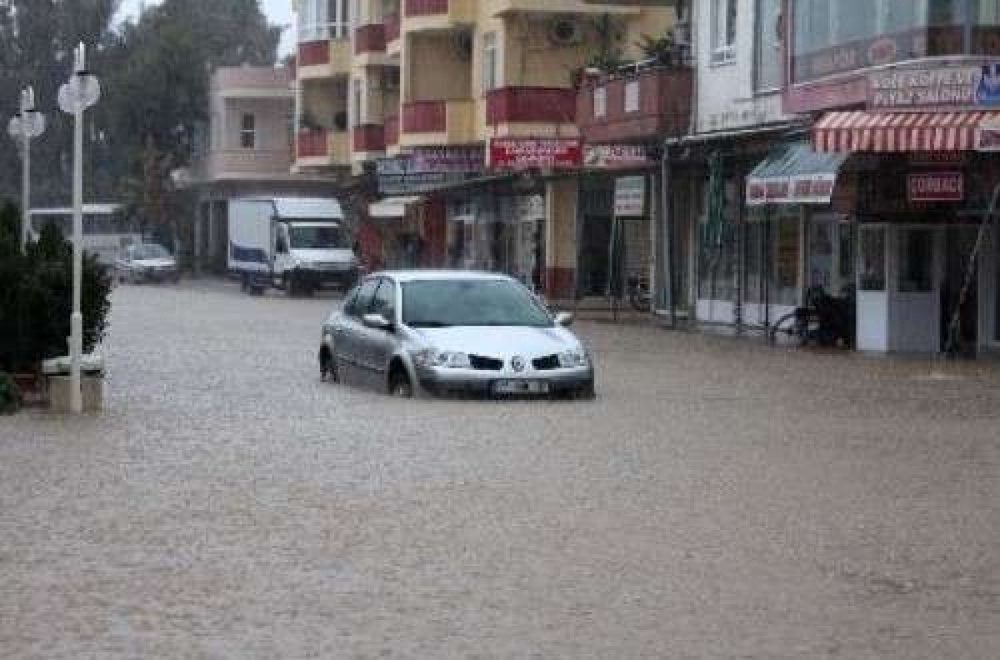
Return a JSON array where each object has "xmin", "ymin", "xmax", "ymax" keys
[
  {"xmin": 7, "ymin": 86, "xmax": 46, "ymax": 250},
  {"xmin": 57, "ymin": 43, "xmax": 101, "ymax": 415}
]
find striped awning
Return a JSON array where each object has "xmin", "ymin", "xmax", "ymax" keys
[{"xmin": 813, "ymin": 111, "xmax": 1000, "ymax": 153}]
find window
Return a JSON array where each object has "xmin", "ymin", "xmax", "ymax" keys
[
  {"xmin": 371, "ymin": 279, "xmax": 396, "ymax": 320},
  {"xmin": 352, "ymin": 79, "xmax": 363, "ymax": 127},
  {"xmin": 593, "ymin": 86, "xmax": 607, "ymax": 118},
  {"xmin": 898, "ymin": 229, "xmax": 934, "ymax": 292},
  {"xmin": 859, "ymin": 227, "xmax": 887, "ymax": 292},
  {"xmin": 755, "ymin": 0, "xmax": 783, "ymax": 90},
  {"xmin": 711, "ymin": 0, "xmax": 738, "ymax": 64},
  {"xmin": 624, "ymin": 80, "xmax": 640, "ymax": 113},
  {"xmin": 351, "ymin": 279, "xmax": 379, "ymax": 317},
  {"xmin": 240, "ymin": 114, "xmax": 255, "ymax": 149},
  {"xmin": 481, "ymin": 32, "xmax": 498, "ymax": 93}
]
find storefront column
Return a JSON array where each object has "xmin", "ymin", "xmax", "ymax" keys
[{"xmin": 544, "ymin": 178, "xmax": 579, "ymax": 299}]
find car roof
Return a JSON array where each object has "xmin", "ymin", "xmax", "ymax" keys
[{"xmin": 366, "ymin": 270, "xmax": 518, "ymax": 284}]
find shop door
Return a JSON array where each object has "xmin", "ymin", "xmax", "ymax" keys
[
  {"xmin": 579, "ymin": 215, "xmax": 611, "ymax": 297},
  {"xmin": 857, "ymin": 225, "xmax": 889, "ymax": 351},
  {"xmin": 942, "ymin": 227, "xmax": 979, "ymax": 352},
  {"xmin": 891, "ymin": 227, "xmax": 940, "ymax": 353}
]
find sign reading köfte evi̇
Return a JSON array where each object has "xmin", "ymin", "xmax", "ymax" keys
[
  {"xmin": 489, "ymin": 138, "xmax": 582, "ymax": 169},
  {"xmin": 907, "ymin": 172, "xmax": 964, "ymax": 202}
]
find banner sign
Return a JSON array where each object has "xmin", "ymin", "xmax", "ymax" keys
[
  {"xmin": 746, "ymin": 175, "xmax": 837, "ymax": 206},
  {"xmin": 583, "ymin": 144, "xmax": 651, "ymax": 169},
  {"xmin": 870, "ymin": 66, "xmax": 980, "ymax": 110},
  {"xmin": 489, "ymin": 138, "xmax": 582, "ymax": 170},
  {"xmin": 907, "ymin": 172, "xmax": 964, "ymax": 202},
  {"xmin": 376, "ymin": 147, "xmax": 484, "ymax": 194},
  {"xmin": 614, "ymin": 176, "xmax": 646, "ymax": 216}
]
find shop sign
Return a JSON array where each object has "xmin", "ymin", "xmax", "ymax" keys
[
  {"xmin": 976, "ymin": 119, "xmax": 1000, "ymax": 151},
  {"xmin": 376, "ymin": 149, "xmax": 484, "ymax": 195},
  {"xmin": 869, "ymin": 66, "xmax": 981, "ymax": 110},
  {"xmin": 489, "ymin": 138, "xmax": 582, "ymax": 170},
  {"xmin": 907, "ymin": 172, "xmax": 964, "ymax": 202},
  {"xmin": 908, "ymin": 152, "xmax": 967, "ymax": 167},
  {"xmin": 746, "ymin": 175, "xmax": 837, "ymax": 206},
  {"xmin": 583, "ymin": 144, "xmax": 650, "ymax": 169},
  {"xmin": 614, "ymin": 176, "xmax": 646, "ymax": 217},
  {"xmin": 409, "ymin": 146, "xmax": 484, "ymax": 173}
]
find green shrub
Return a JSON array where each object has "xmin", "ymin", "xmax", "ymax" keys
[
  {"xmin": 0, "ymin": 201, "xmax": 113, "ymax": 373},
  {"xmin": 0, "ymin": 372, "xmax": 20, "ymax": 415}
]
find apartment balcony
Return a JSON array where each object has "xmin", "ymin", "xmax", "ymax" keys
[
  {"xmin": 297, "ymin": 38, "xmax": 351, "ymax": 80},
  {"xmin": 296, "ymin": 129, "xmax": 350, "ymax": 168},
  {"xmin": 191, "ymin": 149, "xmax": 294, "ymax": 182},
  {"xmin": 354, "ymin": 23, "xmax": 386, "ymax": 54},
  {"xmin": 485, "ymin": 86, "xmax": 578, "ymax": 137},
  {"xmin": 384, "ymin": 12, "xmax": 401, "ymax": 53},
  {"xmin": 403, "ymin": 0, "xmax": 476, "ymax": 33},
  {"xmin": 400, "ymin": 99, "xmax": 476, "ymax": 147},
  {"xmin": 353, "ymin": 123, "xmax": 386, "ymax": 155},
  {"xmin": 489, "ymin": 0, "xmax": 640, "ymax": 16},
  {"xmin": 577, "ymin": 66, "xmax": 693, "ymax": 143}
]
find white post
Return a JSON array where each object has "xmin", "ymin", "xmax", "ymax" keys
[
  {"xmin": 8, "ymin": 87, "xmax": 44, "ymax": 250},
  {"xmin": 21, "ymin": 114, "xmax": 30, "ymax": 250},
  {"xmin": 59, "ymin": 42, "xmax": 100, "ymax": 414}
]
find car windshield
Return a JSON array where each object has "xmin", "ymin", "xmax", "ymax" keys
[
  {"xmin": 288, "ymin": 224, "xmax": 346, "ymax": 249},
  {"xmin": 134, "ymin": 244, "xmax": 170, "ymax": 259},
  {"xmin": 401, "ymin": 279, "xmax": 552, "ymax": 328}
]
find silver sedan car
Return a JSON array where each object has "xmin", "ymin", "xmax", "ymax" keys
[{"xmin": 319, "ymin": 271, "xmax": 595, "ymax": 399}]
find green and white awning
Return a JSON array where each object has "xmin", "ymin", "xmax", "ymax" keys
[{"xmin": 746, "ymin": 142, "xmax": 848, "ymax": 206}]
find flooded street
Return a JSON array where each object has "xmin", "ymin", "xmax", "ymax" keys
[{"xmin": 2, "ymin": 282, "xmax": 999, "ymax": 658}]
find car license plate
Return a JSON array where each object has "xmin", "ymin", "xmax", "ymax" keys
[{"xmin": 493, "ymin": 380, "xmax": 549, "ymax": 395}]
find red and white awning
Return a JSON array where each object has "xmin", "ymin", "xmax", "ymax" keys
[{"xmin": 813, "ymin": 111, "xmax": 1000, "ymax": 153}]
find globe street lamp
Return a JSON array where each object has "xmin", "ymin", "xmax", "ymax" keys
[
  {"xmin": 7, "ymin": 86, "xmax": 46, "ymax": 250},
  {"xmin": 58, "ymin": 43, "xmax": 101, "ymax": 414}
]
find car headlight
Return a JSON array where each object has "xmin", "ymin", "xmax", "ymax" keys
[
  {"xmin": 413, "ymin": 349, "xmax": 471, "ymax": 369},
  {"xmin": 558, "ymin": 349, "xmax": 589, "ymax": 368}
]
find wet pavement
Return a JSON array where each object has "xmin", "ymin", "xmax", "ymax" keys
[{"xmin": 1, "ymin": 280, "xmax": 999, "ymax": 658}]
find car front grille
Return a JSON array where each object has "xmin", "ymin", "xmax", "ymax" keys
[
  {"xmin": 469, "ymin": 355, "xmax": 503, "ymax": 371},
  {"xmin": 532, "ymin": 355, "xmax": 560, "ymax": 371}
]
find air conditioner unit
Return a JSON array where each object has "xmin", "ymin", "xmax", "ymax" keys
[{"xmin": 548, "ymin": 19, "xmax": 583, "ymax": 47}]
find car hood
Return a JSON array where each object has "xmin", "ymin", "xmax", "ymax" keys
[
  {"xmin": 410, "ymin": 325, "xmax": 580, "ymax": 358},
  {"xmin": 133, "ymin": 258, "xmax": 176, "ymax": 268}
]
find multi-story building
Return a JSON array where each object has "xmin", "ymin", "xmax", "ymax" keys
[
  {"xmin": 784, "ymin": 0, "xmax": 1000, "ymax": 355},
  {"xmin": 183, "ymin": 66, "xmax": 332, "ymax": 273},
  {"xmin": 292, "ymin": 0, "xmax": 676, "ymax": 295}
]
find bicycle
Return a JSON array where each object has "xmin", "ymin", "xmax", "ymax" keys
[{"xmin": 769, "ymin": 286, "xmax": 855, "ymax": 348}]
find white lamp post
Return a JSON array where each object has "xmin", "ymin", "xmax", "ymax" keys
[
  {"xmin": 58, "ymin": 43, "xmax": 101, "ymax": 414},
  {"xmin": 7, "ymin": 86, "xmax": 46, "ymax": 250}
]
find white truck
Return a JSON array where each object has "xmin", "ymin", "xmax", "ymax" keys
[{"xmin": 228, "ymin": 197, "xmax": 360, "ymax": 295}]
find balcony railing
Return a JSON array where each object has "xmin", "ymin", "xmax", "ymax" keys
[
  {"xmin": 298, "ymin": 129, "xmax": 330, "ymax": 158},
  {"xmin": 298, "ymin": 40, "xmax": 330, "ymax": 67},
  {"xmin": 385, "ymin": 115, "xmax": 400, "ymax": 146},
  {"xmin": 486, "ymin": 87, "xmax": 577, "ymax": 124},
  {"xmin": 384, "ymin": 12, "xmax": 401, "ymax": 43},
  {"xmin": 353, "ymin": 123, "xmax": 386, "ymax": 153},
  {"xmin": 402, "ymin": 101, "xmax": 447, "ymax": 133},
  {"xmin": 576, "ymin": 66, "xmax": 693, "ymax": 142},
  {"xmin": 355, "ymin": 23, "xmax": 386, "ymax": 54},
  {"xmin": 405, "ymin": 0, "xmax": 448, "ymax": 17}
]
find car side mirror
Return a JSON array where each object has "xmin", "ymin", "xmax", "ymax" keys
[
  {"xmin": 554, "ymin": 311, "xmax": 574, "ymax": 326},
  {"xmin": 362, "ymin": 313, "xmax": 393, "ymax": 330}
]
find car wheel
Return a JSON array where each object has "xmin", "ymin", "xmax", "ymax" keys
[{"xmin": 389, "ymin": 367, "xmax": 413, "ymax": 398}]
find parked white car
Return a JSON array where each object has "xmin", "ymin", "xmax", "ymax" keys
[{"xmin": 115, "ymin": 243, "xmax": 179, "ymax": 284}]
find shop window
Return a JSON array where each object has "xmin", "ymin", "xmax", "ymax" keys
[
  {"xmin": 808, "ymin": 218, "xmax": 835, "ymax": 292},
  {"xmin": 838, "ymin": 222, "xmax": 856, "ymax": 291},
  {"xmin": 771, "ymin": 214, "xmax": 801, "ymax": 306},
  {"xmin": 859, "ymin": 226, "xmax": 887, "ymax": 292},
  {"xmin": 898, "ymin": 229, "xmax": 935, "ymax": 292}
]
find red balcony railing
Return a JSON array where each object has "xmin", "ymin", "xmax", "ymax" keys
[
  {"xmin": 384, "ymin": 12, "xmax": 401, "ymax": 42},
  {"xmin": 353, "ymin": 124, "xmax": 386, "ymax": 152},
  {"xmin": 402, "ymin": 101, "xmax": 447, "ymax": 133},
  {"xmin": 385, "ymin": 115, "xmax": 400, "ymax": 146},
  {"xmin": 576, "ymin": 67, "xmax": 693, "ymax": 143},
  {"xmin": 405, "ymin": 0, "xmax": 448, "ymax": 17},
  {"xmin": 355, "ymin": 23, "xmax": 386, "ymax": 55},
  {"xmin": 486, "ymin": 87, "xmax": 577, "ymax": 124},
  {"xmin": 298, "ymin": 41, "xmax": 330, "ymax": 67},
  {"xmin": 297, "ymin": 129, "xmax": 329, "ymax": 158}
]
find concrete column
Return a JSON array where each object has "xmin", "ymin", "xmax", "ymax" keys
[
  {"xmin": 207, "ymin": 200, "xmax": 217, "ymax": 272},
  {"xmin": 544, "ymin": 178, "xmax": 579, "ymax": 299}
]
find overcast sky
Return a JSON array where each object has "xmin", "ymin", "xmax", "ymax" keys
[{"xmin": 115, "ymin": 0, "xmax": 296, "ymax": 56}]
